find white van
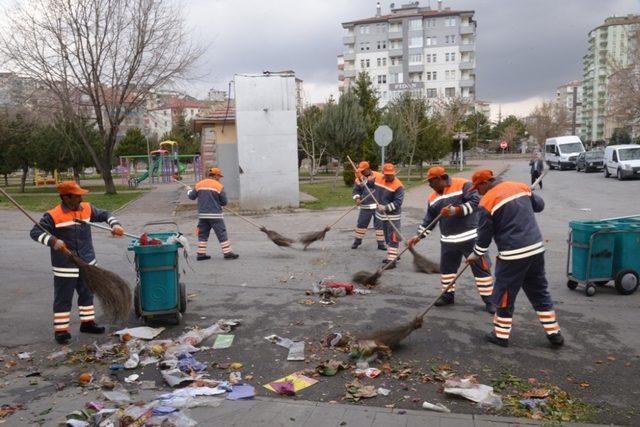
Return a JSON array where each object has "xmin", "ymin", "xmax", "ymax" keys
[
  {"xmin": 544, "ymin": 136, "xmax": 585, "ymax": 170},
  {"xmin": 603, "ymin": 144, "xmax": 640, "ymax": 180}
]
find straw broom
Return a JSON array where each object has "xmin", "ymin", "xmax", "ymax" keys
[
  {"xmin": 298, "ymin": 191, "xmax": 375, "ymax": 250},
  {"xmin": 0, "ymin": 188, "xmax": 132, "ymax": 322},
  {"xmin": 172, "ymin": 178, "xmax": 295, "ymax": 247}
]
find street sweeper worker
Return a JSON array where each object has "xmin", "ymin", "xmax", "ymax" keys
[
  {"xmin": 407, "ymin": 166, "xmax": 496, "ymax": 314},
  {"xmin": 186, "ymin": 167, "xmax": 239, "ymax": 261},
  {"xmin": 466, "ymin": 169, "xmax": 564, "ymax": 348},
  {"xmin": 351, "ymin": 161, "xmax": 386, "ymax": 250},
  {"xmin": 29, "ymin": 181, "xmax": 125, "ymax": 344},
  {"xmin": 375, "ymin": 163, "xmax": 404, "ymax": 268}
]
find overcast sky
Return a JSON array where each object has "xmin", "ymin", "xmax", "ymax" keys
[{"xmin": 182, "ymin": 0, "xmax": 638, "ymax": 118}]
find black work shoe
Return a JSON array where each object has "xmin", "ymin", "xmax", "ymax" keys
[
  {"xmin": 351, "ymin": 239, "xmax": 362, "ymax": 249},
  {"xmin": 55, "ymin": 331, "xmax": 71, "ymax": 344},
  {"xmin": 547, "ymin": 332, "xmax": 564, "ymax": 347},
  {"xmin": 80, "ymin": 321, "xmax": 105, "ymax": 334},
  {"xmin": 434, "ymin": 294, "xmax": 455, "ymax": 306},
  {"xmin": 485, "ymin": 302, "xmax": 497, "ymax": 314},
  {"xmin": 381, "ymin": 259, "xmax": 397, "ymax": 269},
  {"xmin": 224, "ymin": 253, "xmax": 239, "ymax": 260},
  {"xmin": 377, "ymin": 242, "xmax": 387, "ymax": 251},
  {"xmin": 485, "ymin": 331, "xmax": 509, "ymax": 347},
  {"xmin": 196, "ymin": 254, "xmax": 211, "ymax": 261}
]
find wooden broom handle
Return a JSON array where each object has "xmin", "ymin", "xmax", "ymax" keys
[
  {"xmin": 346, "ymin": 156, "xmax": 405, "ymax": 241},
  {"xmin": 326, "ymin": 204, "xmax": 359, "ymax": 230}
]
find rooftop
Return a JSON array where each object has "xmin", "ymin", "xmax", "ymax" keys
[{"xmin": 342, "ymin": 7, "xmax": 473, "ymax": 27}]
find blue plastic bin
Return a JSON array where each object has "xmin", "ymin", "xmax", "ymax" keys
[{"xmin": 569, "ymin": 220, "xmax": 615, "ymax": 281}]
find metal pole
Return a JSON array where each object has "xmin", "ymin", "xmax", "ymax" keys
[
  {"xmin": 146, "ymin": 137, "xmax": 151, "ymax": 185},
  {"xmin": 459, "ymin": 139, "xmax": 463, "ymax": 171},
  {"xmin": 381, "ymin": 146, "xmax": 385, "ymax": 166}
]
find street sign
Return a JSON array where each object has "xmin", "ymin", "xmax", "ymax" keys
[
  {"xmin": 375, "ymin": 125, "xmax": 393, "ymax": 165},
  {"xmin": 374, "ymin": 125, "xmax": 392, "ymax": 147},
  {"xmin": 500, "ymin": 140, "xmax": 508, "ymax": 150}
]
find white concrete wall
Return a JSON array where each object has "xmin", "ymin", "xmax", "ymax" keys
[{"xmin": 234, "ymin": 74, "xmax": 300, "ymax": 210}]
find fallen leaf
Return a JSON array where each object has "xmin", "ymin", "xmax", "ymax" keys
[
  {"xmin": 607, "ymin": 355, "xmax": 617, "ymax": 361},
  {"xmin": 522, "ymin": 387, "xmax": 550, "ymax": 399},
  {"xmin": 299, "ymin": 299, "xmax": 315, "ymax": 306},
  {"xmin": 579, "ymin": 382, "xmax": 590, "ymax": 388},
  {"xmin": 594, "ymin": 360, "xmax": 604, "ymax": 365},
  {"xmin": 527, "ymin": 377, "xmax": 537, "ymax": 383}
]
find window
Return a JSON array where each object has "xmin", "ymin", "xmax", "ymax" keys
[
  {"xmin": 377, "ymin": 58, "xmax": 381, "ymax": 67},
  {"xmin": 409, "ymin": 36, "xmax": 423, "ymax": 48},
  {"xmin": 389, "ymin": 73, "xmax": 403, "ymax": 84},
  {"xmin": 427, "ymin": 88, "xmax": 437, "ymax": 98},
  {"xmin": 426, "ymin": 37, "xmax": 437, "ymax": 46},
  {"xmin": 612, "ymin": 151, "xmax": 618, "ymax": 162},
  {"xmin": 426, "ymin": 71, "xmax": 431, "ymax": 81},
  {"xmin": 433, "ymin": 71, "xmax": 437, "ymax": 80},
  {"xmin": 390, "ymin": 40, "xmax": 402, "ymax": 50},
  {"xmin": 391, "ymin": 57, "xmax": 399, "ymax": 66},
  {"xmin": 410, "ymin": 72, "xmax": 422, "ymax": 82},
  {"xmin": 360, "ymin": 59, "xmax": 365, "ymax": 68},
  {"xmin": 432, "ymin": 53, "xmax": 437, "ymax": 62},
  {"xmin": 426, "ymin": 19, "xmax": 436, "ymax": 27},
  {"xmin": 445, "ymin": 87, "xmax": 456, "ymax": 97},
  {"xmin": 444, "ymin": 17, "xmax": 457, "ymax": 27},
  {"xmin": 409, "ymin": 53, "xmax": 423, "ymax": 64},
  {"xmin": 409, "ymin": 19, "xmax": 422, "ymax": 30},
  {"xmin": 445, "ymin": 70, "xmax": 450, "ymax": 79},
  {"xmin": 445, "ymin": 53, "xmax": 450, "ymax": 62},
  {"xmin": 365, "ymin": 59, "xmax": 370, "ymax": 68},
  {"xmin": 451, "ymin": 52, "xmax": 456, "ymax": 61},
  {"xmin": 382, "ymin": 58, "xmax": 387, "ymax": 66},
  {"xmin": 389, "ymin": 23, "xmax": 401, "ymax": 33},
  {"xmin": 377, "ymin": 75, "xmax": 387, "ymax": 84}
]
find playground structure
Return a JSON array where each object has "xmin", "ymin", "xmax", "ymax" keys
[
  {"xmin": 119, "ymin": 141, "xmax": 202, "ymax": 187},
  {"xmin": 34, "ymin": 169, "xmax": 60, "ymax": 187}
]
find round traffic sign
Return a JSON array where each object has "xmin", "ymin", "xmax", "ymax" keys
[
  {"xmin": 374, "ymin": 125, "xmax": 393, "ymax": 147},
  {"xmin": 500, "ymin": 141, "xmax": 508, "ymax": 149}
]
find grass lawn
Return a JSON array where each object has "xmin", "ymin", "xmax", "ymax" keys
[
  {"xmin": 0, "ymin": 192, "xmax": 144, "ymax": 213},
  {"xmin": 2, "ymin": 184, "xmax": 131, "ymax": 193}
]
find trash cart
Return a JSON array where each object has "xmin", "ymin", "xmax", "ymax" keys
[
  {"xmin": 128, "ymin": 221, "xmax": 187, "ymax": 324},
  {"xmin": 567, "ymin": 219, "xmax": 640, "ymax": 296}
]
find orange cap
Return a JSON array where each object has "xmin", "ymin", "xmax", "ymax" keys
[
  {"xmin": 357, "ymin": 161, "xmax": 370, "ymax": 172},
  {"xmin": 382, "ymin": 163, "xmax": 396, "ymax": 175},
  {"xmin": 209, "ymin": 167, "xmax": 224, "ymax": 177},
  {"xmin": 426, "ymin": 166, "xmax": 447, "ymax": 181},
  {"xmin": 469, "ymin": 169, "xmax": 494, "ymax": 191},
  {"xmin": 57, "ymin": 181, "xmax": 89, "ymax": 196}
]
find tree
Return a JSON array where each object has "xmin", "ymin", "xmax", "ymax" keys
[
  {"xmin": 352, "ymin": 72, "xmax": 381, "ymax": 168},
  {"xmin": 5, "ymin": 112, "xmax": 38, "ymax": 192},
  {"xmin": 460, "ymin": 112, "xmax": 492, "ymax": 147},
  {"xmin": 492, "ymin": 115, "xmax": 526, "ymax": 141},
  {"xmin": 160, "ymin": 111, "xmax": 199, "ymax": 155},
  {"xmin": 0, "ymin": 0, "xmax": 203, "ymax": 193},
  {"xmin": 609, "ymin": 128, "xmax": 632, "ymax": 145},
  {"xmin": 385, "ymin": 92, "xmax": 428, "ymax": 178},
  {"xmin": 297, "ymin": 105, "xmax": 327, "ymax": 182},
  {"xmin": 526, "ymin": 102, "xmax": 570, "ymax": 148},
  {"xmin": 607, "ymin": 30, "xmax": 640, "ymax": 136},
  {"xmin": 315, "ymin": 91, "xmax": 369, "ymax": 188},
  {"xmin": 115, "ymin": 128, "xmax": 148, "ymax": 158},
  {"xmin": 433, "ymin": 97, "xmax": 473, "ymax": 158},
  {"xmin": 0, "ymin": 112, "xmax": 11, "ymax": 185}
]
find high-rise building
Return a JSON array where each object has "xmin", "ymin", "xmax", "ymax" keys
[
  {"xmin": 582, "ymin": 14, "xmax": 640, "ymax": 142},
  {"xmin": 556, "ymin": 80, "xmax": 583, "ymax": 136},
  {"xmin": 338, "ymin": 1, "xmax": 476, "ymax": 106}
]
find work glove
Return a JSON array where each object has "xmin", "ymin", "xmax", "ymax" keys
[
  {"xmin": 185, "ymin": 186, "xmax": 193, "ymax": 192},
  {"xmin": 355, "ymin": 197, "xmax": 362, "ymax": 206},
  {"xmin": 51, "ymin": 238, "xmax": 67, "ymax": 252},
  {"xmin": 111, "ymin": 225, "xmax": 125, "ymax": 237},
  {"xmin": 441, "ymin": 206, "xmax": 462, "ymax": 217},
  {"xmin": 465, "ymin": 254, "xmax": 480, "ymax": 265},
  {"xmin": 376, "ymin": 204, "xmax": 386, "ymax": 213}
]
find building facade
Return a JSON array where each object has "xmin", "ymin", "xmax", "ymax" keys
[
  {"xmin": 556, "ymin": 80, "xmax": 583, "ymax": 136},
  {"xmin": 582, "ymin": 14, "xmax": 640, "ymax": 142},
  {"xmin": 338, "ymin": 1, "xmax": 476, "ymax": 106}
]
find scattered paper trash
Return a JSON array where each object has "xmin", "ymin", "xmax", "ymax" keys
[
  {"xmin": 265, "ymin": 335, "xmax": 294, "ymax": 349},
  {"xmin": 213, "ymin": 334, "xmax": 235, "ymax": 349},
  {"xmin": 47, "ymin": 348, "xmax": 71, "ymax": 360},
  {"xmin": 444, "ymin": 377, "xmax": 503, "ymax": 408},
  {"xmin": 176, "ymin": 352, "xmax": 206, "ymax": 373},
  {"xmin": 265, "ymin": 372, "xmax": 318, "ymax": 394},
  {"xmin": 17, "ymin": 352, "xmax": 33, "ymax": 360},
  {"xmin": 160, "ymin": 368, "xmax": 202, "ymax": 387},
  {"xmin": 124, "ymin": 353, "xmax": 140, "ymax": 370},
  {"xmin": 177, "ymin": 319, "xmax": 241, "ymax": 346},
  {"xmin": 227, "ymin": 385, "xmax": 256, "ymax": 400},
  {"xmin": 114, "ymin": 326, "xmax": 165, "ymax": 340},
  {"xmin": 422, "ymin": 401, "xmax": 451, "ymax": 413},
  {"xmin": 287, "ymin": 342, "xmax": 305, "ymax": 361},
  {"xmin": 344, "ymin": 379, "xmax": 378, "ymax": 401},
  {"xmin": 355, "ymin": 368, "xmax": 381, "ymax": 379},
  {"xmin": 159, "ymin": 386, "xmax": 227, "ymax": 400},
  {"xmin": 229, "ymin": 372, "xmax": 242, "ymax": 385},
  {"xmin": 377, "ymin": 387, "xmax": 391, "ymax": 396},
  {"xmin": 102, "ymin": 389, "xmax": 131, "ymax": 403},
  {"xmin": 520, "ymin": 398, "xmax": 548, "ymax": 410},
  {"xmin": 316, "ymin": 360, "xmax": 348, "ymax": 376},
  {"xmin": 139, "ymin": 356, "xmax": 159, "ymax": 366},
  {"xmin": 270, "ymin": 380, "xmax": 295, "ymax": 396},
  {"xmin": 124, "ymin": 374, "xmax": 139, "ymax": 384}
]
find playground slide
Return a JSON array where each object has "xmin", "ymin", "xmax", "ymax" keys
[{"xmin": 129, "ymin": 159, "xmax": 188, "ymax": 186}]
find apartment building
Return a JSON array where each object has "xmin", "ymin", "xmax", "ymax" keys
[
  {"xmin": 338, "ymin": 1, "xmax": 476, "ymax": 106},
  {"xmin": 556, "ymin": 80, "xmax": 583, "ymax": 136},
  {"xmin": 582, "ymin": 14, "xmax": 640, "ymax": 142}
]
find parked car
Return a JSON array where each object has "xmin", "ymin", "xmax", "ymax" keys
[
  {"xmin": 575, "ymin": 150, "xmax": 604, "ymax": 172},
  {"xmin": 604, "ymin": 144, "xmax": 640, "ymax": 180},
  {"xmin": 544, "ymin": 136, "xmax": 585, "ymax": 170}
]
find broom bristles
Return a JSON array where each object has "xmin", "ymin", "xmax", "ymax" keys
[
  {"xmin": 408, "ymin": 246, "xmax": 440, "ymax": 274},
  {"xmin": 260, "ymin": 227, "xmax": 295, "ymax": 247},
  {"xmin": 69, "ymin": 253, "xmax": 132, "ymax": 322},
  {"xmin": 352, "ymin": 270, "xmax": 381, "ymax": 286},
  {"xmin": 358, "ymin": 316, "xmax": 423, "ymax": 349},
  {"xmin": 299, "ymin": 227, "xmax": 330, "ymax": 250}
]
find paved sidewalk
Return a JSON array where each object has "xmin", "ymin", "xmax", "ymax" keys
[{"xmin": 185, "ymin": 397, "xmax": 605, "ymax": 427}]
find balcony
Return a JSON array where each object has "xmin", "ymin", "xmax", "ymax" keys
[
  {"xmin": 459, "ymin": 61, "xmax": 475, "ymax": 70},
  {"xmin": 343, "ymin": 52, "xmax": 355, "ymax": 61},
  {"xmin": 459, "ymin": 78, "xmax": 475, "ymax": 87},
  {"xmin": 344, "ymin": 69, "xmax": 356, "ymax": 78},
  {"xmin": 389, "ymin": 30, "xmax": 403, "ymax": 40},
  {"xmin": 459, "ymin": 43, "xmax": 475, "ymax": 52},
  {"xmin": 343, "ymin": 35, "xmax": 355, "ymax": 45},
  {"xmin": 389, "ymin": 64, "xmax": 403, "ymax": 74},
  {"xmin": 389, "ymin": 48, "xmax": 404, "ymax": 57},
  {"xmin": 459, "ymin": 25, "xmax": 475, "ymax": 35},
  {"xmin": 408, "ymin": 64, "xmax": 423, "ymax": 73}
]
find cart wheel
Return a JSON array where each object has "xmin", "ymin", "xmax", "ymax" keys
[
  {"xmin": 179, "ymin": 282, "xmax": 187, "ymax": 314},
  {"xmin": 134, "ymin": 287, "xmax": 142, "ymax": 318},
  {"xmin": 566, "ymin": 280, "xmax": 578, "ymax": 290},
  {"xmin": 594, "ymin": 280, "xmax": 609, "ymax": 286},
  {"xmin": 614, "ymin": 270, "xmax": 639, "ymax": 295},
  {"xmin": 174, "ymin": 313, "xmax": 182, "ymax": 325},
  {"xmin": 585, "ymin": 284, "xmax": 596, "ymax": 297}
]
